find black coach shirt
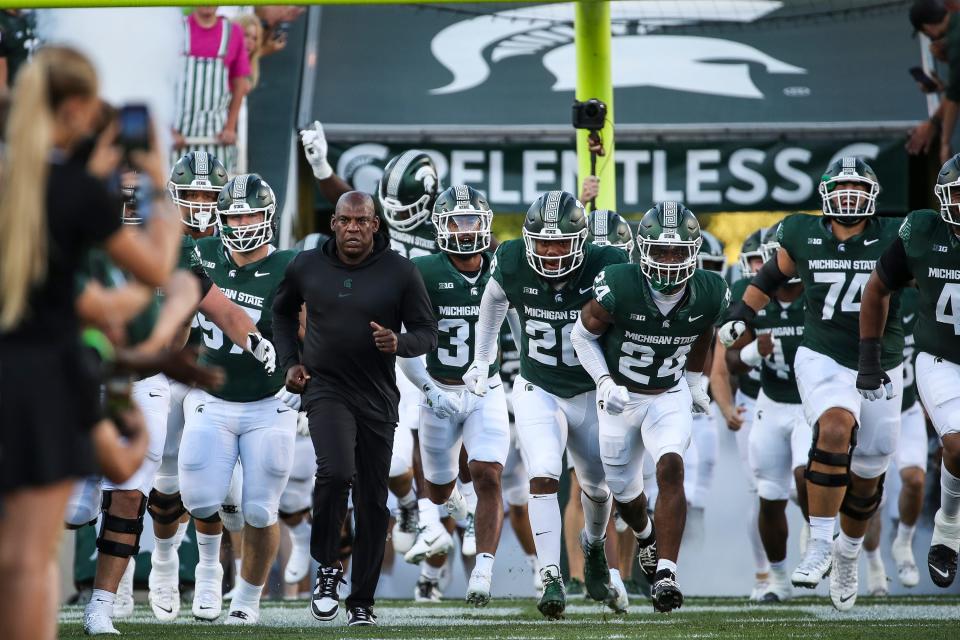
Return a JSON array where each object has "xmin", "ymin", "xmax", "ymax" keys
[{"xmin": 272, "ymin": 234, "xmax": 437, "ymax": 422}]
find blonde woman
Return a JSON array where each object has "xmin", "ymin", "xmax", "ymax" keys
[
  {"xmin": 234, "ymin": 13, "xmax": 263, "ymax": 89},
  {"xmin": 0, "ymin": 46, "xmax": 179, "ymax": 640}
]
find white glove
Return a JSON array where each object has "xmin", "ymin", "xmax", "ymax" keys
[
  {"xmin": 738, "ymin": 340, "xmax": 763, "ymax": 368},
  {"xmin": 463, "ymin": 360, "xmax": 489, "ymax": 397},
  {"xmin": 718, "ymin": 320, "xmax": 747, "ymax": 348},
  {"xmin": 685, "ymin": 371, "xmax": 711, "ymax": 414},
  {"xmin": 597, "ymin": 375, "xmax": 630, "ymax": 416},
  {"xmin": 423, "ymin": 385, "xmax": 463, "ymax": 419},
  {"xmin": 296, "ymin": 411, "xmax": 310, "ymax": 437},
  {"xmin": 275, "ymin": 387, "xmax": 301, "ymax": 411},
  {"xmin": 246, "ymin": 332, "xmax": 277, "ymax": 375},
  {"xmin": 299, "ymin": 120, "xmax": 333, "ymax": 180}
]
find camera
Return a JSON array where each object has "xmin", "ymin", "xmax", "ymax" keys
[
  {"xmin": 116, "ymin": 103, "xmax": 150, "ymax": 155},
  {"xmin": 572, "ymin": 98, "xmax": 607, "ymax": 131}
]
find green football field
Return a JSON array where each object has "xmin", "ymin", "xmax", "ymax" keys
[{"xmin": 59, "ymin": 596, "xmax": 960, "ymax": 639}]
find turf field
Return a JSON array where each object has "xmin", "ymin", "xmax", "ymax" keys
[{"xmin": 58, "ymin": 596, "xmax": 960, "ymax": 639}]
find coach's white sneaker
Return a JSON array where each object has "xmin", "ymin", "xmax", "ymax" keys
[
  {"xmin": 83, "ymin": 609, "xmax": 119, "ymax": 636},
  {"xmin": 830, "ymin": 543, "xmax": 859, "ymax": 611},
  {"xmin": 113, "ymin": 561, "xmax": 135, "ymax": 619},
  {"xmin": 404, "ymin": 519, "xmax": 454, "ymax": 564},
  {"xmin": 148, "ymin": 554, "xmax": 180, "ymax": 621},
  {"xmin": 192, "ymin": 563, "xmax": 223, "ymax": 621},
  {"xmin": 891, "ymin": 535, "xmax": 920, "ymax": 588},
  {"xmin": 284, "ymin": 539, "xmax": 312, "ymax": 585},
  {"xmin": 461, "ymin": 511, "xmax": 477, "ymax": 557},
  {"xmin": 792, "ymin": 538, "xmax": 832, "ymax": 588},
  {"xmin": 866, "ymin": 553, "xmax": 889, "ymax": 597},
  {"xmin": 466, "ymin": 568, "xmax": 492, "ymax": 607},
  {"xmin": 607, "ymin": 568, "xmax": 629, "ymax": 614},
  {"xmin": 445, "ymin": 488, "xmax": 468, "ymax": 521},
  {"xmin": 225, "ymin": 603, "xmax": 260, "ymax": 625}
]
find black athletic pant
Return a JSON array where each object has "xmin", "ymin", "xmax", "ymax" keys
[{"xmin": 306, "ymin": 397, "xmax": 395, "ymax": 608}]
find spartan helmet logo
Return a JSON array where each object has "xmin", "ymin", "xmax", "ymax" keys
[{"xmin": 415, "ymin": 164, "xmax": 437, "ymax": 194}]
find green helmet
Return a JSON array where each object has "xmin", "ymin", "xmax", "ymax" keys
[
  {"xmin": 522, "ymin": 190, "xmax": 588, "ymax": 279},
  {"xmin": 377, "ymin": 150, "xmax": 440, "ymax": 232},
  {"xmin": 761, "ymin": 223, "xmax": 800, "ymax": 284},
  {"xmin": 587, "ymin": 209, "xmax": 633, "ymax": 254},
  {"xmin": 635, "ymin": 201, "xmax": 702, "ymax": 291},
  {"xmin": 168, "ymin": 151, "xmax": 230, "ymax": 232},
  {"xmin": 934, "ymin": 153, "xmax": 960, "ymax": 227},
  {"xmin": 737, "ymin": 228, "xmax": 765, "ymax": 276},
  {"xmin": 216, "ymin": 173, "xmax": 277, "ymax": 252},
  {"xmin": 432, "ymin": 185, "xmax": 493, "ymax": 255},
  {"xmin": 697, "ymin": 229, "xmax": 726, "ymax": 273},
  {"xmin": 818, "ymin": 156, "xmax": 879, "ymax": 223}
]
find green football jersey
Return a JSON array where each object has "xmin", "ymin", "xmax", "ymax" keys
[
  {"xmin": 77, "ymin": 250, "xmax": 159, "ymax": 348},
  {"xmin": 729, "ymin": 278, "xmax": 761, "ymax": 399},
  {"xmin": 596, "ymin": 266, "xmax": 730, "ymax": 392},
  {"xmin": 492, "ymin": 239, "xmax": 627, "ymax": 398},
  {"xmin": 753, "ymin": 293, "xmax": 805, "ymax": 405},
  {"xmin": 778, "ymin": 214, "xmax": 903, "ymax": 370},
  {"xmin": 389, "ymin": 221, "xmax": 438, "ymax": 259},
  {"xmin": 179, "ymin": 235, "xmax": 205, "ymax": 347},
  {"xmin": 899, "ymin": 209, "xmax": 960, "ymax": 365},
  {"xmin": 900, "ymin": 286, "xmax": 919, "ymax": 411},
  {"xmin": 413, "ymin": 252, "xmax": 500, "ymax": 382},
  {"xmin": 195, "ymin": 237, "xmax": 297, "ymax": 402}
]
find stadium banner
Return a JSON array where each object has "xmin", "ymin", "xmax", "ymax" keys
[{"xmin": 328, "ymin": 137, "xmax": 908, "ymax": 215}]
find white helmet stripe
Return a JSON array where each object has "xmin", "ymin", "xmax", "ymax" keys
[
  {"xmin": 387, "ymin": 150, "xmax": 422, "ymax": 198},
  {"xmin": 593, "ymin": 212, "xmax": 608, "ymax": 237},
  {"xmin": 232, "ymin": 174, "xmax": 250, "ymax": 200},
  {"xmin": 194, "ymin": 151, "xmax": 209, "ymax": 178},
  {"xmin": 543, "ymin": 190, "xmax": 561, "ymax": 226},
  {"xmin": 455, "ymin": 185, "xmax": 470, "ymax": 208},
  {"xmin": 663, "ymin": 201, "xmax": 678, "ymax": 228}
]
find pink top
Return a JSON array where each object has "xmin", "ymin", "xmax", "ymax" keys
[{"xmin": 186, "ymin": 13, "xmax": 250, "ymax": 83}]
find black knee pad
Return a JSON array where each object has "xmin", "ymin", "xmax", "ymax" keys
[
  {"xmin": 192, "ymin": 510, "xmax": 222, "ymax": 524},
  {"xmin": 279, "ymin": 507, "xmax": 311, "ymax": 522},
  {"xmin": 147, "ymin": 489, "xmax": 187, "ymax": 525},
  {"xmin": 840, "ymin": 473, "xmax": 885, "ymax": 521},
  {"xmin": 804, "ymin": 421, "xmax": 856, "ymax": 488},
  {"xmin": 96, "ymin": 491, "xmax": 147, "ymax": 558}
]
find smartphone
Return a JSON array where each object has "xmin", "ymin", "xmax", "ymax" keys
[
  {"xmin": 117, "ymin": 104, "xmax": 150, "ymax": 154},
  {"xmin": 273, "ymin": 21, "xmax": 289, "ymax": 42},
  {"xmin": 909, "ymin": 66, "xmax": 939, "ymax": 93}
]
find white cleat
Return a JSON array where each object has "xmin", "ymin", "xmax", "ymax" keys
[
  {"xmin": 461, "ymin": 512, "xmax": 477, "ymax": 557},
  {"xmin": 192, "ymin": 563, "xmax": 223, "ymax": 621},
  {"xmin": 465, "ymin": 568, "xmax": 492, "ymax": 607},
  {"xmin": 445, "ymin": 489, "xmax": 468, "ymax": 521},
  {"xmin": 830, "ymin": 543, "xmax": 860, "ymax": 611},
  {"xmin": 891, "ymin": 534, "xmax": 920, "ymax": 588},
  {"xmin": 761, "ymin": 566, "xmax": 792, "ymax": 603},
  {"xmin": 866, "ymin": 555, "xmax": 889, "ymax": 597},
  {"xmin": 392, "ymin": 501, "xmax": 419, "ymax": 554},
  {"xmin": 113, "ymin": 560, "xmax": 135, "ymax": 619},
  {"xmin": 404, "ymin": 520, "xmax": 454, "ymax": 564},
  {"xmin": 83, "ymin": 610, "xmax": 119, "ymax": 636},
  {"xmin": 414, "ymin": 577, "xmax": 442, "ymax": 602},
  {"xmin": 607, "ymin": 568, "xmax": 629, "ymax": 614},
  {"xmin": 749, "ymin": 576, "xmax": 770, "ymax": 602},
  {"xmin": 284, "ymin": 539, "xmax": 312, "ymax": 584},
  {"xmin": 791, "ymin": 537, "xmax": 833, "ymax": 588},
  {"xmin": 148, "ymin": 554, "xmax": 180, "ymax": 621},
  {"xmin": 225, "ymin": 603, "xmax": 260, "ymax": 625}
]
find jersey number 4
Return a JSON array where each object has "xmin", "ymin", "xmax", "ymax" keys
[
  {"xmin": 813, "ymin": 272, "xmax": 869, "ymax": 320},
  {"xmin": 936, "ymin": 283, "xmax": 960, "ymax": 335}
]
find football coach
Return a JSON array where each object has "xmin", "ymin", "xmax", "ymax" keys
[{"xmin": 272, "ymin": 191, "xmax": 436, "ymax": 626}]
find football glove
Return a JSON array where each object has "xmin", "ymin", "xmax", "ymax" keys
[
  {"xmin": 246, "ymin": 332, "xmax": 277, "ymax": 375},
  {"xmin": 423, "ymin": 385, "xmax": 462, "ymax": 419},
  {"xmin": 296, "ymin": 411, "xmax": 311, "ymax": 437},
  {"xmin": 718, "ymin": 300, "xmax": 757, "ymax": 348},
  {"xmin": 856, "ymin": 338, "xmax": 893, "ymax": 401},
  {"xmin": 299, "ymin": 120, "xmax": 333, "ymax": 180},
  {"xmin": 275, "ymin": 387, "xmax": 301, "ymax": 411},
  {"xmin": 685, "ymin": 371, "xmax": 711, "ymax": 414},
  {"xmin": 597, "ymin": 375, "xmax": 630, "ymax": 415},
  {"xmin": 463, "ymin": 360, "xmax": 489, "ymax": 397}
]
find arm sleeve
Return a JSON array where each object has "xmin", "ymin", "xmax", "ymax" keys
[
  {"xmin": 876, "ymin": 236, "xmax": 913, "ymax": 290},
  {"xmin": 397, "ymin": 355, "xmax": 433, "ymax": 392},
  {"xmin": 570, "ymin": 316, "xmax": 611, "ymax": 384},
  {"xmin": 271, "ymin": 255, "xmax": 304, "ymax": 373},
  {"xmin": 506, "ymin": 307, "xmax": 523, "ymax": 349},
  {"xmin": 396, "ymin": 264, "xmax": 438, "ymax": 358},
  {"xmin": 474, "ymin": 277, "xmax": 510, "ymax": 364}
]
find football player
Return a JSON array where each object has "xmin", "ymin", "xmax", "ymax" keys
[
  {"xmin": 858, "ymin": 154, "xmax": 960, "ymax": 590},
  {"xmin": 587, "ymin": 209, "xmax": 634, "ymax": 253},
  {"xmin": 572, "ymin": 201, "xmax": 729, "ymax": 612},
  {"xmin": 464, "ymin": 191, "xmax": 627, "ymax": 618},
  {"xmin": 178, "ymin": 174, "xmax": 298, "ymax": 625},
  {"xmin": 396, "ymin": 185, "xmax": 510, "ymax": 606},
  {"xmin": 721, "ymin": 157, "xmax": 904, "ymax": 611},
  {"xmin": 725, "ymin": 224, "xmax": 809, "ymax": 603}
]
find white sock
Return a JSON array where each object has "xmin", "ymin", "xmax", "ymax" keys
[
  {"xmin": 196, "ymin": 532, "xmax": 222, "ymax": 566},
  {"xmin": 747, "ymin": 493, "xmax": 771, "ymax": 574},
  {"xmin": 528, "ymin": 493, "xmax": 562, "ymax": 568},
  {"xmin": 809, "ymin": 516, "xmax": 835, "ymax": 543},
  {"xmin": 895, "ymin": 521, "xmax": 916, "ymax": 546},
  {"xmin": 837, "ymin": 531, "xmax": 864, "ymax": 559},
  {"xmin": 865, "ymin": 548, "xmax": 883, "ymax": 567},
  {"xmin": 289, "ymin": 519, "xmax": 311, "ymax": 549},
  {"xmin": 526, "ymin": 553, "xmax": 540, "ymax": 572},
  {"xmin": 580, "ymin": 492, "xmax": 612, "ymax": 544},
  {"xmin": 460, "ymin": 481, "xmax": 478, "ymax": 513},
  {"xmin": 153, "ymin": 533, "xmax": 176, "ymax": 562},
  {"xmin": 419, "ymin": 498, "xmax": 442, "ymax": 526},
  {"xmin": 172, "ymin": 521, "xmax": 188, "ymax": 549},
  {"xmin": 474, "ymin": 552, "xmax": 495, "ymax": 576},
  {"xmin": 770, "ymin": 560, "xmax": 787, "ymax": 573},
  {"xmin": 231, "ymin": 576, "xmax": 263, "ymax": 608},
  {"xmin": 234, "ymin": 557, "xmax": 242, "ymax": 578},
  {"xmin": 635, "ymin": 518, "xmax": 653, "ymax": 541},
  {"xmin": 941, "ymin": 465, "xmax": 960, "ymax": 519},
  {"xmin": 656, "ymin": 559, "xmax": 677, "ymax": 575},
  {"xmin": 398, "ymin": 488, "xmax": 417, "ymax": 508},
  {"xmin": 421, "ymin": 562, "xmax": 443, "ymax": 580},
  {"xmin": 88, "ymin": 588, "xmax": 115, "ymax": 617}
]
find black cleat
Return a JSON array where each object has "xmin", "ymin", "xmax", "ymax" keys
[
  {"xmin": 652, "ymin": 569, "xmax": 684, "ymax": 613},
  {"xmin": 636, "ymin": 523, "xmax": 659, "ymax": 581},
  {"xmin": 928, "ymin": 544, "xmax": 958, "ymax": 588}
]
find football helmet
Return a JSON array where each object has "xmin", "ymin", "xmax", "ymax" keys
[
  {"xmin": 738, "ymin": 228, "xmax": 765, "ymax": 276},
  {"xmin": 378, "ymin": 150, "xmax": 440, "ymax": 232},
  {"xmin": 432, "ymin": 185, "xmax": 492, "ymax": 255},
  {"xmin": 586, "ymin": 209, "xmax": 634, "ymax": 254},
  {"xmin": 168, "ymin": 151, "xmax": 230, "ymax": 232},
  {"xmin": 934, "ymin": 153, "xmax": 960, "ymax": 226},
  {"xmin": 120, "ymin": 177, "xmax": 140, "ymax": 226},
  {"xmin": 522, "ymin": 190, "xmax": 588, "ymax": 279},
  {"xmin": 216, "ymin": 173, "xmax": 276, "ymax": 253},
  {"xmin": 697, "ymin": 230, "xmax": 726, "ymax": 273},
  {"xmin": 760, "ymin": 223, "xmax": 800, "ymax": 284},
  {"xmin": 635, "ymin": 201, "xmax": 702, "ymax": 291},
  {"xmin": 818, "ymin": 156, "xmax": 879, "ymax": 223}
]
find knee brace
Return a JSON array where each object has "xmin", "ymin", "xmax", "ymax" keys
[
  {"xmin": 804, "ymin": 421, "xmax": 856, "ymax": 488},
  {"xmin": 147, "ymin": 489, "xmax": 186, "ymax": 525},
  {"xmin": 96, "ymin": 491, "xmax": 147, "ymax": 558},
  {"xmin": 191, "ymin": 508, "xmax": 222, "ymax": 524},
  {"xmin": 840, "ymin": 473, "xmax": 886, "ymax": 521},
  {"xmin": 221, "ymin": 503, "xmax": 245, "ymax": 533},
  {"xmin": 279, "ymin": 507, "xmax": 311, "ymax": 521}
]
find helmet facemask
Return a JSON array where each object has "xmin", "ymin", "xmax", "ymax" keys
[
  {"xmin": 380, "ymin": 191, "xmax": 432, "ymax": 232},
  {"xmin": 217, "ymin": 204, "xmax": 275, "ymax": 252},
  {"xmin": 639, "ymin": 233, "xmax": 701, "ymax": 291},
  {"xmin": 433, "ymin": 210, "xmax": 492, "ymax": 255},
  {"xmin": 935, "ymin": 178, "xmax": 960, "ymax": 227},
  {"xmin": 522, "ymin": 228, "xmax": 588, "ymax": 279},
  {"xmin": 169, "ymin": 181, "xmax": 222, "ymax": 232},
  {"xmin": 819, "ymin": 177, "xmax": 878, "ymax": 224},
  {"xmin": 738, "ymin": 250, "xmax": 764, "ymax": 276}
]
